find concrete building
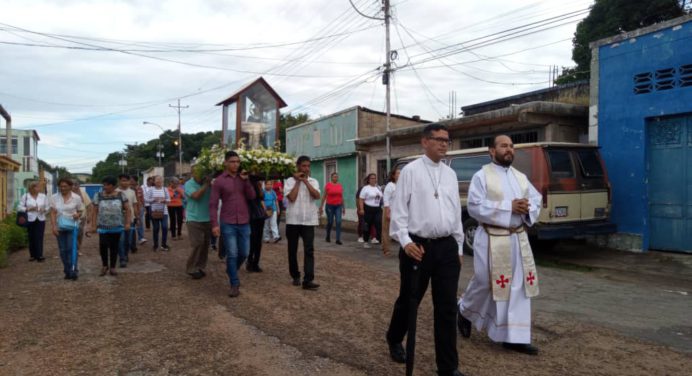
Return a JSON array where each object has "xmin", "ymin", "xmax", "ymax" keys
[
  {"xmin": 589, "ymin": 15, "xmax": 692, "ymax": 253},
  {"xmin": 356, "ymin": 100, "xmax": 589, "ymax": 166},
  {"xmin": 0, "ymin": 128, "xmax": 40, "ymax": 207},
  {"xmin": 286, "ymin": 106, "xmax": 429, "ymax": 221}
]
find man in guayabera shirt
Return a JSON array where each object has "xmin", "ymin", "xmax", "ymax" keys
[{"xmin": 210, "ymin": 151, "xmax": 256, "ymax": 298}]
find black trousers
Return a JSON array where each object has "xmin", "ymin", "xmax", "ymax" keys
[
  {"xmin": 145, "ymin": 206, "xmax": 151, "ymax": 229},
  {"xmin": 286, "ymin": 224, "xmax": 315, "ymax": 282},
  {"xmin": 99, "ymin": 232, "xmax": 121, "ymax": 268},
  {"xmin": 363, "ymin": 205, "xmax": 382, "ymax": 242},
  {"xmin": 248, "ymin": 218, "xmax": 266, "ymax": 267},
  {"xmin": 26, "ymin": 220, "xmax": 45, "ymax": 259},
  {"xmin": 386, "ymin": 235, "xmax": 461, "ymax": 375},
  {"xmin": 168, "ymin": 206, "xmax": 183, "ymax": 238}
]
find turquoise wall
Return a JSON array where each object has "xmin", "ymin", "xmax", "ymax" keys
[{"xmin": 286, "ymin": 108, "xmax": 357, "ymax": 159}]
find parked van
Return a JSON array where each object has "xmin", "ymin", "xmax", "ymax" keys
[{"xmin": 395, "ymin": 142, "xmax": 617, "ymax": 253}]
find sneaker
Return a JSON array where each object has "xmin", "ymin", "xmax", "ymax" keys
[
  {"xmin": 273, "ymin": 237, "xmax": 281, "ymax": 243},
  {"xmin": 336, "ymin": 240, "xmax": 342, "ymax": 245},
  {"xmin": 371, "ymin": 239, "xmax": 380, "ymax": 244},
  {"xmin": 160, "ymin": 245, "xmax": 170, "ymax": 252},
  {"xmin": 292, "ymin": 278, "xmax": 301, "ymax": 286},
  {"xmin": 364, "ymin": 243, "xmax": 371, "ymax": 249},
  {"xmin": 138, "ymin": 238, "xmax": 147, "ymax": 245},
  {"xmin": 357, "ymin": 237, "xmax": 364, "ymax": 243}
]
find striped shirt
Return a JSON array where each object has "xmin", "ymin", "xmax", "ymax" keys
[{"xmin": 145, "ymin": 187, "xmax": 170, "ymax": 215}]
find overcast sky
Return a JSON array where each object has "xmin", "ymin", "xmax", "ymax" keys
[{"xmin": 0, "ymin": 0, "xmax": 594, "ymax": 173}]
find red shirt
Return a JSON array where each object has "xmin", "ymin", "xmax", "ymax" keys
[
  {"xmin": 209, "ymin": 172, "xmax": 256, "ymax": 227},
  {"xmin": 273, "ymin": 181, "xmax": 284, "ymax": 202},
  {"xmin": 324, "ymin": 182, "xmax": 344, "ymax": 206}
]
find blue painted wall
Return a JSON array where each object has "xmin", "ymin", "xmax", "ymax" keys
[{"xmin": 598, "ymin": 20, "xmax": 692, "ymax": 249}]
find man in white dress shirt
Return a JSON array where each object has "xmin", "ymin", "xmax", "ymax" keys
[
  {"xmin": 387, "ymin": 124, "xmax": 465, "ymax": 376},
  {"xmin": 457, "ymin": 134, "xmax": 542, "ymax": 355},
  {"xmin": 285, "ymin": 155, "xmax": 321, "ymax": 290}
]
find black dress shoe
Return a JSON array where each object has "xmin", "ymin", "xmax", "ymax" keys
[
  {"xmin": 502, "ymin": 342, "xmax": 539, "ymax": 355},
  {"xmin": 302, "ymin": 281, "xmax": 320, "ymax": 290},
  {"xmin": 29, "ymin": 257, "xmax": 36, "ymax": 262},
  {"xmin": 254, "ymin": 266, "xmax": 263, "ymax": 273},
  {"xmin": 188, "ymin": 271, "xmax": 204, "ymax": 279},
  {"xmin": 449, "ymin": 370, "xmax": 466, "ymax": 376},
  {"xmin": 458, "ymin": 314, "xmax": 471, "ymax": 338},
  {"xmin": 335, "ymin": 240, "xmax": 342, "ymax": 245},
  {"xmin": 325, "ymin": 237, "xmax": 331, "ymax": 243},
  {"xmin": 388, "ymin": 342, "xmax": 406, "ymax": 363},
  {"xmin": 37, "ymin": 257, "xmax": 46, "ymax": 262},
  {"xmin": 292, "ymin": 278, "xmax": 301, "ymax": 286}
]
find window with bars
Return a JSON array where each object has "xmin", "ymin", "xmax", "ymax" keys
[{"xmin": 633, "ymin": 62, "xmax": 692, "ymax": 94}]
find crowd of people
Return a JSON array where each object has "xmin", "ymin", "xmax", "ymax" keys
[{"xmin": 16, "ymin": 127, "xmax": 542, "ymax": 376}]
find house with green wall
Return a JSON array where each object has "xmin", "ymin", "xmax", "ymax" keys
[{"xmin": 286, "ymin": 106, "xmax": 429, "ymax": 221}]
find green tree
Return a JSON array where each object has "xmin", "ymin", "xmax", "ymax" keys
[
  {"xmin": 556, "ymin": 0, "xmax": 686, "ymax": 84},
  {"xmin": 38, "ymin": 159, "xmax": 71, "ymax": 179},
  {"xmin": 279, "ymin": 113, "xmax": 310, "ymax": 152}
]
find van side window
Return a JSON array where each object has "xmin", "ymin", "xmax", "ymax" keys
[
  {"xmin": 576, "ymin": 150, "xmax": 604, "ymax": 177},
  {"xmin": 450, "ymin": 155, "xmax": 490, "ymax": 181},
  {"xmin": 547, "ymin": 150, "xmax": 574, "ymax": 178}
]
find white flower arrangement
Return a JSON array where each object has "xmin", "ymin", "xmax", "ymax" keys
[{"xmin": 193, "ymin": 141, "xmax": 296, "ymax": 180}]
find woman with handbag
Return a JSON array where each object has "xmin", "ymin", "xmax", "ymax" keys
[
  {"xmin": 146, "ymin": 175, "xmax": 171, "ymax": 251},
  {"xmin": 50, "ymin": 178, "xmax": 84, "ymax": 280},
  {"xmin": 17, "ymin": 181, "xmax": 50, "ymax": 262},
  {"xmin": 247, "ymin": 179, "xmax": 267, "ymax": 273}
]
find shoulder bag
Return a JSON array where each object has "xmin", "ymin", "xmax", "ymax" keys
[{"xmin": 16, "ymin": 194, "xmax": 29, "ymax": 228}]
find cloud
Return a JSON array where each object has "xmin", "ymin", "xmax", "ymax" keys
[{"xmin": 0, "ymin": 0, "xmax": 594, "ymax": 172}]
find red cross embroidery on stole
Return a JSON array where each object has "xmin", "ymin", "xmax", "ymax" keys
[
  {"xmin": 526, "ymin": 271, "xmax": 536, "ymax": 285},
  {"xmin": 496, "ymin": 274, "xmax": 509, "ymax": 288}
]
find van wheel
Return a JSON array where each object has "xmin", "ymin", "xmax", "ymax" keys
[{"xmin": 463, "ymin": 218, "xmax": 478, "ymax": 256}]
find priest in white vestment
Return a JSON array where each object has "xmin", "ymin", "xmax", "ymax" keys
[{"xmin": 457, "ymin": 135, "xmax": 542, "ymax": 355}]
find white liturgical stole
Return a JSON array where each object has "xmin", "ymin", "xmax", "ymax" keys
[{"xmin": 482, "ymin": 164, "xmax": 539, "ymax": 301}]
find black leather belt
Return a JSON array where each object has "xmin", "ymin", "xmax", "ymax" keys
[{"xmin": 410, "ymin": 234, "xmax": 453, "ymax": 244}]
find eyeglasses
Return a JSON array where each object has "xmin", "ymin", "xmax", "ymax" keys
[{"xmin": 427, "ymin": 136, "xmax": 452, "ymax": 146}]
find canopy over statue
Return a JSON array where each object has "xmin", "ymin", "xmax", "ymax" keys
[{"xmin": 216, "ymin": 77, "xmax": 288, "ymax": 149}]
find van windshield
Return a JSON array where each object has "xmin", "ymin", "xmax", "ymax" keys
[
  {"xmin": 450, "ymin": 155, "xmax": 490, "ymax": 181},
  {"xmin": 576, "ymin": 150, "xmax": 604, "ymax": 177}
]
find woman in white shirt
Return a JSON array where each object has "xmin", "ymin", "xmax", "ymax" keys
[
  {"xmin": 50, "ymin": 178, "xmax": 84, "ymax": 280},
  {"xmin": 17, "ymin": 181, "xmax": 50, "ymax": 262},
  {"xmin": 145, "ymin": 175, "xmax": 171, "ymax": 251},
  {"xmin": 358, "ymin": 173, "xmax": 383, "ymax": 248},
  {"xmin": 382, "ymin": 168, "xmax": 400, "ymax": 255}
]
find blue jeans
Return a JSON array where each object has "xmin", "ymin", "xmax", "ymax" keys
[
  {"xmin": 119, "ymin": 222, "xmax": 135, "ymax": 264},
  {"xmin": 221, "ymin": 222, "xmax": 250, "ymax": 287},
  {"xmin": 136, "ymin": 207, "xmax": 145, "ymax": 240},
  {"xmin": 152, "ymin": 215, "xmax": 169, "ymax": 248},
  {"xmin": 56, "ymin": 229, "xmax": 77, "ymax": 277},
  {"xmin": 325, "ymin": 204, "xmax": 343, "ymax": 242}
]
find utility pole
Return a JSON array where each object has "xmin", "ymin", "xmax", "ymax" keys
[
  {"xmin": 169, "ymin": 99, "xmax": 188, "ymax": 178},
  {"xmin": 383, "ymin": 0, "xmax": 392, "ymax": 173}
]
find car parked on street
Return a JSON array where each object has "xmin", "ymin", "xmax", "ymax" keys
[{"xmin": 395, "ymin": 142, "xmax": 617, "ymax": 254}]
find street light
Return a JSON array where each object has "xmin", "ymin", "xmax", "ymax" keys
[
  {"xmin": 143, "ymin": 121, "xmax": 181, "ymax": 176},
  {"xmin": 118, "ymin": 152, "xmax": 127, "ymax": 173},
  {"xmin": 155, "ymin": 144, "xmax": 164, "ymax": 167}
]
